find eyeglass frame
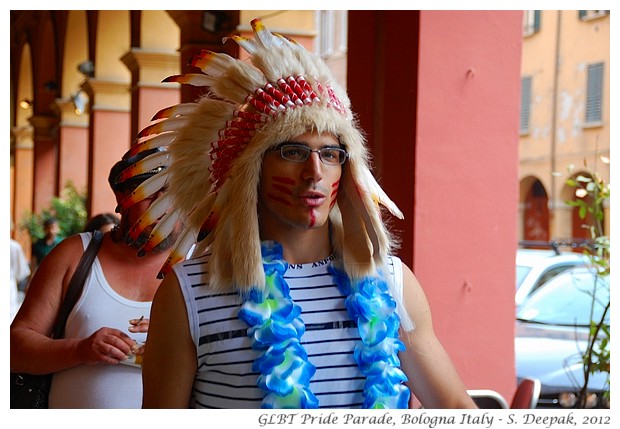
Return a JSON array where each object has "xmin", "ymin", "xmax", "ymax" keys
[{"xmin": 272, "ymin": 143, "xmax": 349, "ymax": 165}]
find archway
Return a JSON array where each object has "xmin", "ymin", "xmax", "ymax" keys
[{"xmin": 521, "ymin": 178, "xmax": 550, "ymax": 244}]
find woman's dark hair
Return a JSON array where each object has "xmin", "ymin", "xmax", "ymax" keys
[
  {"xmin": 43, "ymin": 217, "xmax": 58, "ymax": 228},
  {"xmin": 84, "ymin": 213, "xmax": 120, "ymax": 232}
]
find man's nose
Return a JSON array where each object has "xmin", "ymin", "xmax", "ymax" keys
[{"xmin": 301, "ymin": 151, "xmax": 323, "ymax": 181}]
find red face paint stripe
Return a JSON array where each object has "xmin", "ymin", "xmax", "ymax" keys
[
  {"xmin": 272, "ymin": 176, "xmax": 296, "ymax": 185},
  {"xmin": 330, "ymin": 180, "xmax": 340, "ymax": 198},
  {"xmin": 272, "ymin": 184, "xmax": 293, "ymax": 195}
]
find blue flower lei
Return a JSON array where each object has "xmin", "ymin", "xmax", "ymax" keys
[{"xmin": 238, "ymin": 241, "xmax": 411, "ymax": 409}]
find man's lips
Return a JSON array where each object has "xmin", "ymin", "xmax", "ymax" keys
[{"xmin": 298, "ymin": 191, "xmax": 326, "ymax": 207}]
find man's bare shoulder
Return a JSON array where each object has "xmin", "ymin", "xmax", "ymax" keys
[
  {"xmin": 399, "ymin": 261, "xmax": 433, "ymax": 331},
  {"xmin": 400, "ymin": 261, "xmax": 422, "ymax": 290}
]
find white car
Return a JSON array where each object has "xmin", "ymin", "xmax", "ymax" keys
[
  {"xmin": 515, "ymin": 267, "xmax": 610, "ymax": 408},
  {"xmin": 515, "ymin": 249, "xmax": 588, "ymax": 307}
]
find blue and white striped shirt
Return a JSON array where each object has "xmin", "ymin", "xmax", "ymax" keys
[{"xmin": 174, "ymin": 253, "xmax": 401, "ymax": 409}]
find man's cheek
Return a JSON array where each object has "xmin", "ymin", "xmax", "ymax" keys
[{"xmin": 266, "ymin": 176, "xmax": 296, "ymax": 206}]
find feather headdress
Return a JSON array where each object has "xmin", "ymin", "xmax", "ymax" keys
[{"xmin": 120, "ymin": 18, "xmax": 404, "ymax": 293}]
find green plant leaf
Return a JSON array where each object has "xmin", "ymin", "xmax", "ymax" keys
[{"xmin": 19, "ymin": 182, "xmax": 87, "ymax": 241}]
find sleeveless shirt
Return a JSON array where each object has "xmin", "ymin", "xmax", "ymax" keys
[
  {"xmin": 48, "ymin": 233, "xmax": 150, "ymax": 408},
  {"xmin": 174, "ymin": 252, "xmax": 403, "ymax": 409}
]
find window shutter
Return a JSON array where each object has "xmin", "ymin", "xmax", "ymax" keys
[
  {"xmin": 533, "ymin": 11, "xmax": 541, "ymax": 32},
  {"xmin": 585, "ymin": 63, "xmax": 604, "ymax": 124},
  {"xmin": 520, "ymin": 76, "xmax": 532, "ymax": 133}
]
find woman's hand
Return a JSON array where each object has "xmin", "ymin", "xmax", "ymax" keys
[
  {"xmin": 128, "ymin": 316, "xmax": 149, "ymax": 334},
  {"xmin": 128, "ymin": 316, "xmax": 148, "ymax": 363},
  {"xmin": 76, "ymin": 327, "xmax": 137, "ymax": 365}
]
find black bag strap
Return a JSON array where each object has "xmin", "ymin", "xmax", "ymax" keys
[{"xmin": 52, "ymin": 230, "xmax": 104, "ymax": 339}]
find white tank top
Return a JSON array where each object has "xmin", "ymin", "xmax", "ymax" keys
[{"xmin": 48, "ymin": 233, "xmax": 151, "ymax": 408}]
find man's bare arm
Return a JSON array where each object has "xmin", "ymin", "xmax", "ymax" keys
[
  {"xmin": 142, "ymin": 273, "xmax": 197, "ymax": 408},
  {"xmin": 398, "ymin": 262, "xmax": 477, "ymax": 409}
]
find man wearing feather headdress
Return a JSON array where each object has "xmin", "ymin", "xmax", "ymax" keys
[{"xmin": 138, "ymin": 19, "xmax": 476, "ymax": 409}]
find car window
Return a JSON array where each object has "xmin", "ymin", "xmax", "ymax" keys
[
  {"xmin": 516, "ymin": 265, "xmax": 532, "ymax": 290},
  {"xmin": 532, "ymin": 264, "xmax": 578, "ymax": 293},
  {"xmin": 517, "ymin": 271, "xmax": 609, "ymax": 326}
]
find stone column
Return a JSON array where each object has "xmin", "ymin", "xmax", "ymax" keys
[
  {"xmin": 54, "ymin": 97, "xmax": 89, "ymax": 194},
  {"xmin": 11, "ymin": 125, "xmax": 35, "ymax": 255},
  {"xmin": 121, "ymin": 49, "xmax": 180, "ymax": 139},
  {"xmin": 29, "ymin": 114, "xmax": 59, "ymax": 213},
  {"xmin": 167, "ymin": 11, "xmax": 240, "ymax": 103},
  {"xmin": 82, "ymin": 78, "xmax": 131, "ymax": 216}
]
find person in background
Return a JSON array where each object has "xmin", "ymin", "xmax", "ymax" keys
[
  {"xmin": 31, "ymin": 217, "xmax": 62, "ymax": 272},
  {"xmin": 10, "ymin": 149, "xmax": 180, "ymax": 408},
  {"xmin": 10, "ymin": 219, "xmax": 31, "ymax": 322},
  {"xmin": 135, "ymin": 19, "xmax": 477, "ymax": 409},
  {"xmin": 84, "ymin": 212, "xmax": 120, "ymax": 233}
]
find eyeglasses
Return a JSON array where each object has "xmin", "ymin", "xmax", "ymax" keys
[{"xmin": 276, "ymin": 144, "xmax": 349, "ymax": 165}]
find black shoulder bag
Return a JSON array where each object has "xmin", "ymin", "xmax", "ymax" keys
[{"xmin": 10, "ymin": 230, "xmax": 104, "ymax": 409}]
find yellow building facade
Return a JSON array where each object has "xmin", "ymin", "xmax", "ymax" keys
[{"xmin": 519, "ymin": 10, "xmax": 610, "ymax": 245}]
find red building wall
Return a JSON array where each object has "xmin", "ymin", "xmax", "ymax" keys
[{"xmin": 349, "ymin": 10, "xmax": 521, "ymax": 401}]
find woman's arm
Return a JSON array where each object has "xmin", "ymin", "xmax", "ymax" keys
[{"xmin": 11, "ymin": 235, "xmax": 136, "ymax": 374}]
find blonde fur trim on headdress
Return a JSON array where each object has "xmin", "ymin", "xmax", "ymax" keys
[{"xmin": 123, "ymin": 18, "xmax": 404, "ymax": 293}]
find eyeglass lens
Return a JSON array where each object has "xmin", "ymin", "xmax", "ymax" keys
[{"xmin": 279, "ymin": 144, "xmax": 347, "ymax": 165}]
